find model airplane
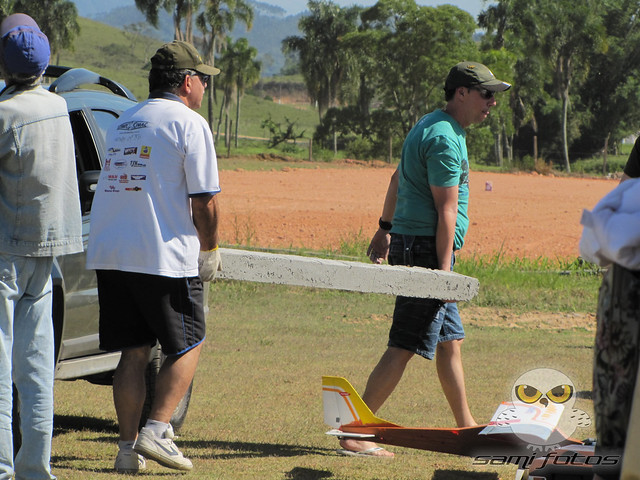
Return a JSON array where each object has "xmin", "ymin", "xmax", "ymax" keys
[{"xmin": 322, "ymin": 376, "xmax": 585, "ymax": 460}]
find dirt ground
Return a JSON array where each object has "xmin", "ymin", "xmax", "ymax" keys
[
  {"xmin": 218, "ymin": 163, "xmax": 617, "ymax": 260},
  {"xmin": 217, "ymin": 163, "xmax": 616, "ymax": 330}
]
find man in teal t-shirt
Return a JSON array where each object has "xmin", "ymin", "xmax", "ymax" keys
[
  {"xmin": 393, "ymin": 108, "xmax": 470, "ymax": 252},
  {"xmin": 338, "ymin": 62, "xmax": 510, "ymax": 457}
]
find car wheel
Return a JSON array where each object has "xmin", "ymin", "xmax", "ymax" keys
[{"xmin": 140, "ymin": 343, "xmax": 193, "ymax": 433}]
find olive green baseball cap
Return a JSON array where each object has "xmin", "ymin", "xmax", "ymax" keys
[
  {"xmin": 151, "ymin": 40, "xmax": 220, "ymax": 76},
  {"xmin": 445, "ymin": 61, "xmax": 510, "ymax": 92}
]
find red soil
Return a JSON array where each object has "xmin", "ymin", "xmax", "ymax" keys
[{"xmin": 217, "ymin": 164, "xmax": 617, "ymax": 261}]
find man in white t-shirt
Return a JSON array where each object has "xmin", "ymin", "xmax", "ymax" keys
[{"xmin": 87, "ymin": 41, "xmax": 221, "ymax": 473}]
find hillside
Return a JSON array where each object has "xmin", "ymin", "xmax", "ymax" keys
[
  {"xmin": 71, "ymin": 0, "xmax": 302, "ymax": 76},
  {"xmin": 56, "ymin": 17, "xmax": 316, "ymax": 141}
]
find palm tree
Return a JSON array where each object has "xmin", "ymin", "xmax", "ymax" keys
[
  {"xmin": 134, "ymin": 0, "xmax": 203, "ymax": 43},
  {"xmin": 196, "ymin": 0, "xmax": 254, "ymax": 129},
  {"xmin": 217, "ymin": 37, "xmax": 260, "ymax": 147},
  {"xmin": 282, "ymin": 0, "xmax": 359, "ymax": 123},
  {"xmin": 12, "ymin": 0, "xmax": 80, "ymax": 59}
]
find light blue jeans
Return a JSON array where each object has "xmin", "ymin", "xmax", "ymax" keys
[{"xmin": 0, "ymin": 255, "xmax": 56, "ymax": 480}]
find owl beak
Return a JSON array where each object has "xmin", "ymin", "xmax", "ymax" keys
[{"xmin": 540, "ymin": 397, "xmax": 549, "ymax": 407}]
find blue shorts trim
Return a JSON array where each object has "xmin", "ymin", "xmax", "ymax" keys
[{"xmin": 387, "ymin": 234, "xmax": 465, "ymax": 360}]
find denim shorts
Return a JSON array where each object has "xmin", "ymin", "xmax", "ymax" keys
[{"xmin": 387, "ymin": 234, "xmax": 465, "ymax": 360}]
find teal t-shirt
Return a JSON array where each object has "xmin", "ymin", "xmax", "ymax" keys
[{"xmin": 392, "ymin": 109, "xmax": 469, "ymax": 250}]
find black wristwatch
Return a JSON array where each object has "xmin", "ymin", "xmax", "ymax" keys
[{"xmin": 378, "ymin": 218, "xmax": 393, "ymax": 231}]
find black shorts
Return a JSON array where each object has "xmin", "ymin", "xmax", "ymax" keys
[{"xmin": 96, "ymin": 270, "xmax": 206, "ymax": 356}]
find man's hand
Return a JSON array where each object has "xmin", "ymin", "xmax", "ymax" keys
[
  {"xmin": 367, "ymin": 228, "xmax": 391, "ymax": 264},
  {"xmin": 198, "ymin": 248, "xmax": 222, "ymax": 281}
]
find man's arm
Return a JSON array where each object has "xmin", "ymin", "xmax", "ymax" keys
[
  {"xmin": 367, "ymin": 169, "xmax": 399, "ymax": 264},
  {"xmin": 430, "ymin": 184, "xmax": 458, "ymax": 272},
  {"xmin": 191, "ymin": 194, "xmax": 219, "ymax": 250}
]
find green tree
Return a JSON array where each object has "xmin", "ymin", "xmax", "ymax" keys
[
  {"xmin": 10, "ymin": 0, "xmax": 80, "ymax": 58},
  {"xmin": 479, "ymin": 0, "xmax": 550, "ymax": 164},
  {"xmin": 575, "ymin": 0, "xmax": 640, "ymax": 173},
  {"xmin": 282, "ymin": 0, "xmax": 360, "ymax": 123},
  {"xmin": 196, "ymin": 0, "xmax": 254, "ymax": 129},
  {"xmin": 0, "ymin": 0, "xmax": 12, "ymax": 20},
  {"xmin": 477, "ymin": 49, "xmax": 516, "ymax": 166},
  {"xmin": 482, "ymin": 0, "xmax": 606, "ymax": 172},
  {"xmin": 217, "ymin": 37, "xmax": 260, "ymax": 147},
  {"xmin": 134, "ymin": 0, "xmax": 203, "ymax": 43},
  {"xmin": 352, "ymin": 1, "xmax": 478, "ymax": 134}
]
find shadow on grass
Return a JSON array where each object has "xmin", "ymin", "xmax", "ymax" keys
[
  {"xmin": 53, "ymin": 414, "xmax": 118, "ymax": 437},
  {"xmin": 186, "ymin": 439, "xmax": 333, "ymax": 459},
  {"xmin": 52, "ymin": 415, "xmax": 333, "ymax": 461},
  {"xmin": 433, "ymin": 470, "xmax": 500, "ymax": 480},
  {"xmin": 285, "ymin": 467, "xmax": 333, "ymax": 479}
]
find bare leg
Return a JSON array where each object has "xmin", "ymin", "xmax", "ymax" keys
[
  {"xmin": 435, "ymin": 339, "xmax": 476, "ymax": 428},
  {"xmin": 113, "ymin": 346, "xmax": 152, "ymax": 441},
  {"xmin": 149, "ymin": 343, "xmax": 202, "ymax": 423},
  {"xmin": 339, "ymin": 347, "xmax": 413, "ymax": 456}
]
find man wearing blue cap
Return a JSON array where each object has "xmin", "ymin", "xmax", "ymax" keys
[{"xmin": 0, "ymin": 12, "xmax": 82, "ymax": 479}]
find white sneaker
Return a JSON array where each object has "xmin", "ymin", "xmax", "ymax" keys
[
  {"xmin": 134, "ymin": 425, "xmax": 193, "ymax": 471},
  {"xmin": 114, "ymin": 448, "xmax": 146, "ymax": 473}
]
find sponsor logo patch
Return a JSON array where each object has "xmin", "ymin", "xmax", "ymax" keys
[{"xmin": 117, "ymin": 121, "xmax": 149, "ymax": 131}]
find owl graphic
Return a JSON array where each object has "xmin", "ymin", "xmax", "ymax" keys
[{"xmin": 495, "ymin": 368, "xmax": 591, "ymax": 451}]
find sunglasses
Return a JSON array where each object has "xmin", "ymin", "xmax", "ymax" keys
[
  {"xmin": 197, "ymin": 73, "xmax": 210, "ymax": 85},
  {"xmin": 470, "ymin": 87, "xmax": 494, "ymax": 100}
]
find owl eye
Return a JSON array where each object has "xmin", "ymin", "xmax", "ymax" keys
[
  {"xmin": 515, "ymin": 384, "xmax": 542, "ymax": 403},
  {"xmin": 546, "ymin": 384, "xmax": 574, "ymax": 404}
]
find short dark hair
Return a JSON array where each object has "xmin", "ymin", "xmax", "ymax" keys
[
  {"xmin": 0, "ymin": 55, "xmax": 41, "ymax": 87},
  {"xmin": 444, "ymin": 87, "xmax": 457, "ymax": 102},
  {"xmin": 148, "ymin": 68, "xmax": 194, "ymax": 94}
]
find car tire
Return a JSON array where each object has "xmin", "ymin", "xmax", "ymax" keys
[{"xmin": 140, "ymin": 343, "xmax": 193, "ymax": 433}]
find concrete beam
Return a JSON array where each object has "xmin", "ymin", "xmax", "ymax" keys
[{"xmin": 217, "ymin": 248, "xmax": 479, "ymax": 301}]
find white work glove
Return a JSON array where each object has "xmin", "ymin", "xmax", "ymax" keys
[{"xmin": 198, "ymin": 248, "xmax": 222, "ymax": 282}]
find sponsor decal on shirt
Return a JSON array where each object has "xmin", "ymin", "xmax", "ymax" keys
[
  {"xmin": 125, "ymin": 186, "xmax": 142, "ymax": 192},
  {"xmin": 103, "ymin": 159, "xmax": 111, "ymax": 171},
  {"xmin": 107, "ymin": 147, "xmax": 121, "ymax": 155},
  {"xmin": 124, "ymin": 147, "xmax": 138, "ymax": 155},
  {"xmin": 113, "ymin": 161, "xmax": 127, "ymax": 170},
  {"xmin": 131, "ymin": 175, "xmax": 147, "ymax": 181},
  {"xmin": 117, "ymin": 121, "xmax": 149, "ymax": 131},
  {"xmin": 107, "ymin": 174, "xmax": 118, "ymax": 181},
  {"xmin": 105, "ymin": 185, "xmax": 120, "ymax": 193},
  {"xmin": 140, "ymin": 146, "xmax": 151, "ymax": 159},
  {"xmin": 119, "ymin": 174, "xmax": 128, "ymax": 183},
  {"xmin": 130, "ymin": 160, "xmax": 146, "ymax": 168},
  {"xmin": 114, "ymin": 133, "xmax": 141, "ymax": 143}
]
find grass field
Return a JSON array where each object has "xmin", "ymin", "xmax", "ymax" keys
[{"xmin": 51, "ymin": 269, "xmax": 599, "ymax": 479}]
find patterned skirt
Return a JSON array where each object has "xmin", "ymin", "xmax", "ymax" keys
[{"xmin": 593, "ymin": 264, "xmax": 640, "ymax": 478}]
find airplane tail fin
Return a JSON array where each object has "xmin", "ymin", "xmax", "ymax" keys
[{"xmin": 322, "ymin": 376, "xmax": 398, "ymax": 429}]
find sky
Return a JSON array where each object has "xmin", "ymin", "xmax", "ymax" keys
[{"xmin": 265, "ymin": 0, "xmax": 488, "ymax": 19}]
